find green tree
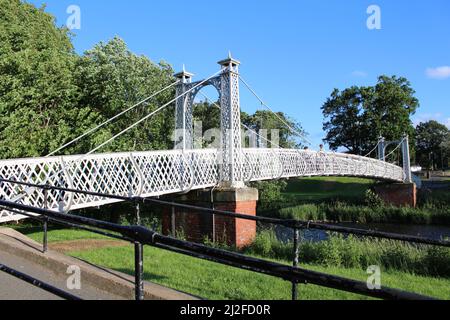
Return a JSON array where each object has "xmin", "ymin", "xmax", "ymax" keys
[
  {"xmin": 322, "ymin": 76, "xmax": 419, "ymax": 155},
  {"xmin": 244, "ymin": 110, "xmax": 305, "ymax": 148},
  {"xmin": 192, "ymin": 101, "xmax": 305, "ymax": 149},
  {"xmin": 252, "ymin": 180, "xmax": 288, "ymax": 210},
  {"xmin": 74, "ymin": 37, "xmax": 175, "ymax": 153},
  {"xmin": 0, "ymin": 0, "xmax": 85, "ymax": 158},
  {"xmin": 415, "ymin": 120, "xmax": 449, "ymax": 170},
  {"xmin": 322, "ymin": 86, "xmax": 370, "ymax": 154},
  {"xmin": 441, "ymin": 135, "xmax": 450, "ymax": 169}
]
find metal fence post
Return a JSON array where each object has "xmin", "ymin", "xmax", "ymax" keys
[
  {"xmin": 134, "ymin": 242, "xmax": 144, "ymax": 300},
  {"xmin": 292, "ymin": 228, "xmax": 300, "ymax": 300},
  {"xmin": 42, "ymin": 188, "xmax": 48, "ymax": 253}
]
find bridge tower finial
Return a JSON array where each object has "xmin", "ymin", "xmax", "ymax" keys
[
  {"xmin": 174, "ymin": 65, "xmax": 194, "ymax": 84},
  {"xmin": 218, "ymin": 52, "xmax": 240, "ymax": 71}
]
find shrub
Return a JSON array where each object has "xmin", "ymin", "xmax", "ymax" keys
[
  {"xmin": 250, "ymin": 229, "xmax": 277, "ymax": 257},
  {"xmin": 274, "ymin": 201, "xmax": 450, "ymax": 226},
  {"xmin": 245, "ymin": 230, "xmax": 450, "ymax": 278},
  {"xmin": 364, "ymin": 189, "xmax": 384, "ymax": 208}
]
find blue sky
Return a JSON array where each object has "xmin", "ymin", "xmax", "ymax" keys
[{"xmin": 29, "ymin": 0, "xmax": 450, "ymax": 148}]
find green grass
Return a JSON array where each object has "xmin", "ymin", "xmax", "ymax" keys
[
  {"xmin": 245, "ymin": 230, "xmax": 450, "ymax": 278},
  {"xmin": 68, "ymin": 245, "xmax": 450, "ymax": 300},
  {"xmin": 276, "ymin": 202, "xmax": 450, "ymax": 225},
  {"xmin": 282, "ymin": 177, "xmax": 375, "ymax": 202},
  {"xmin": 6, "ymin": 224, "xmax": 109, "ymax": 243},
  {"xmin": 262, "ymin": 176, "xmax": 450, "ymax": 225},
  {"xmin": 7, "ymin": 225, "xmax": 450, "ymax": 300}
]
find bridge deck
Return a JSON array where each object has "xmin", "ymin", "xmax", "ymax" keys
[{"xmin": 0, "ymin": 148, "xmax": 404, "ymax": 222}]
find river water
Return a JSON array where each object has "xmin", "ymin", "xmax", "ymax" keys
[{"xmin": 273, "ymin": 222, "xmax": 450, "ymax": 243}]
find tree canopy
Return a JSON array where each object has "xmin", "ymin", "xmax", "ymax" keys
[
  {"xmin": 415, "ymin": 120, "xmax": 449, "ymax": 170},
  {"xmin": 74, "ymin": 37, "xmax": 175, "ymax": 153},
  {"xmin": 322, "ymin": 76, "xmax": 419, "ymax": 155},
  {"xmin": 0, "ymin": 0, "xmax": 176, "ymax": 158},
  {"xmin": 0, "ymin": 0, "xmax": 80, "ymax": 158},
  {"xmin": 0, "ymin": 0, "xmax": 304, "ymax": 162},
  {"xmin": 192, "ymin": 100, "xmax": 305, "ymax": 149},
  {"xmin": 441, "ymin": 135, "xmax": 450, "ymax": 168}
]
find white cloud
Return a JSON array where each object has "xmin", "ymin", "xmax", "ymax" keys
[
  {"xmin": 426, "ymin": 66, "xmax": 450, "ymax": 79},
  {"xmin": 351, "ymin": 70, "xmax": 368, "ymax": 77},
  {"xmin": 413, "ymin": 113, "xmax": 450, "ymax": 128}
]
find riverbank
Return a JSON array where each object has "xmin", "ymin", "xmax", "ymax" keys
[
  {"xmin": 244, "ymin": 229, "xmax": 450, "ymax": 278},
  {"xmin": 275, "ymin": 202, "xmax": 450, "ymax": 225},
  {"xmin": 258, "ymin": 177, "xmax": 450, "ymax": 226}
]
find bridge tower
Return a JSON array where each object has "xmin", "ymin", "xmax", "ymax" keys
[
  {"xmin": 374, "ymin": 134, "xmax": 416, "ymax": 207},
  {"xmin": 217, "ymin": 54, "xmax": 245, "ymax": 188},
  {"xmin": 402, "ymin": 134, "xmax": 412, "ymax": 183},
  {"xmin": 174, "ymin": 54, "xmax": 245, "ymax": 188},
  {"xmin": 378, "ymin": 135, "xmax": 412, "ymax": 183},
  {"xmin": 174, "ymin": 65, "xmax": 194, "ymax": 150},
  {"xmin": 169, "ymin": 55, "xmax": 258, "ymax": 248},
  {"xmin": 378, "ymin": 136, "xmax": 386, "ymax": 161}
]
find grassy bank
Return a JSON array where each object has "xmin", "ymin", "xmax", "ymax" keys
[
  {"xmin": 276, "ymin": 202, "xmax": 450, "ymax": 225},
  {"xmin": 6, "ymin": 225, "xmax": 450, "ymax": 300},
  {"xmin": 245, "ymin": 230, "xmax": 450, "ymax": 278},
  {"xmin": 282, "ymin": 176, "xmax": 375, "ymax": 203},
  {"xmin": 258, "ymin": 177, "xmax": 450, "ymax": 226},
  {"xmin": 70, "ymin": 245, "xmax": 450, "ymax": 300}
]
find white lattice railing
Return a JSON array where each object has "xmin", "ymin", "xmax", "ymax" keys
[{"xmin": 0, "ymin": 148, "xmax": 404, "ymax": 223}]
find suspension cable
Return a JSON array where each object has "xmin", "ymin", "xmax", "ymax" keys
[
  {"xmin": 363, "ymin": 141, "xmax": 380, "ymax": 158},
  {"xmin": 198, "ymin": 92, "xmax": 282, "ymax": 149},
  {"xmin": 46, "ymin": 80, "xmax": 180, "ymax": 157},
  {"xmin": 384, "ymin": 138, "xmax": 405, "ymax": 161},
  {"xmin": 10, "ymin": 69, "xmax": 225, "ymax": 203},
  {"xmin": 84, "ymin": 69, "xmax": 224, "ymax": 156},
  {"xmin": 239, "ymin": 75, "xmax": 311, "ymax": 145}
]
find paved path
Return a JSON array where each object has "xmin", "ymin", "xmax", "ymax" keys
[
  {"xmin": 0, "ymin": 249, "xmax": 123, "ymax": 300},
  {"xmin": 0, "ymin": 227, "xmax": 198, "ymax": 300}
]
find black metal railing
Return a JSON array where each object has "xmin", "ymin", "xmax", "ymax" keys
[
  {"xmin": 0, "ymin": 263, "xmax": 82, "ymax": 300},
  {"xmin": 0, "ymin": 178, "xmax": 448, "ymax": 300}
]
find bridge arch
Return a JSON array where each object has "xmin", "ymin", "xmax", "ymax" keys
[
  {"xmin": 174, "ymin": 70, "xmax": 223, "ymax": 150},
  {"xmin": 174, "ymin": 55, "xmax": 245, "ymax": 187}
]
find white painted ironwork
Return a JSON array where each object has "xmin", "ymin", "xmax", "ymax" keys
[
  {"xmin": 0, "ymin": 148, "xmax": 404, "ymax": 223},
  {"xmin": 174, "ymin": 54, "xmax": 244, "ymax": 188},
  {"xmin": 0, "ymin": 55, "xmax": 410, "ymax": 223}
]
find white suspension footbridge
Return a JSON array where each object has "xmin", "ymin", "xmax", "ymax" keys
[{"xmin": 0, "ymin": 55, "xmax": 411, "ymax": 223}]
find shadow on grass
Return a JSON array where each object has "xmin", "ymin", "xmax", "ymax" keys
[
  {"xmin": 9, "ymin": 224, "xmax": 65, "ymax": 235},
  {"xmin": 279, "ymin": 177, "xmax": 373, "ymax": 205},
  {"xmin": 285, "ymin": 178, "xmax": 373, "ymax": 195}
]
